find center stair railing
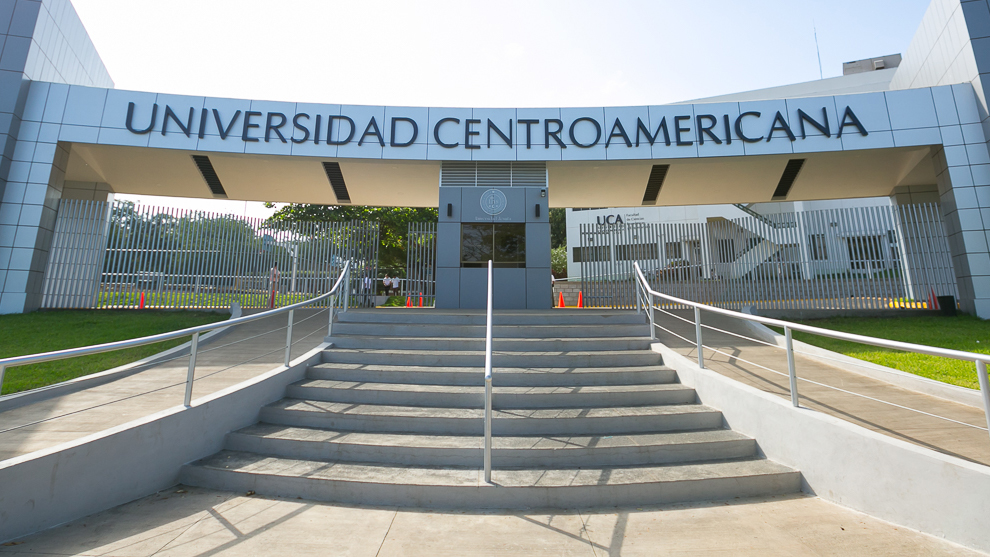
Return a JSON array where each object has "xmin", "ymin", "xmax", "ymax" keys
[{"xmin": 484, "ymin": 259, "xmax": 494, "ymax": 484}]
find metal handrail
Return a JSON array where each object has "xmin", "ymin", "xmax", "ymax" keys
[
  {"xmin": 483, "ymin": 260, "xmax": 493, "ymax": 484},
  {"xmin": 0, "ymin": 262, "xmax": 352, "ymax": 406},
  {"xmin": 632, "ymin": 262, "xmax": 990, "ymax": 441}
]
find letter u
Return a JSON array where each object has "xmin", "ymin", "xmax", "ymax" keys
[{"xmin": 126, "ymin": 102, "xmax": 158, "ymax": 134}]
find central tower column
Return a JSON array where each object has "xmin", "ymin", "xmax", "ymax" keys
[{"xmin": 435, "ymin": 161, "xmax": 551, "ymax": 309}]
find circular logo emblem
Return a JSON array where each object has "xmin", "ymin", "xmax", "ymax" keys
[{"xmin": 480, "ymin": 189, "xmax": 507, "ymax": 215}]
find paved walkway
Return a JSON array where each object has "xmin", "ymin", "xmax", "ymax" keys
[
  {"xmin": 0, "ymin": 309, "xmax": 331, "ymax": 461},
  {"xmin": 653, "ymin": 309, "xmax": 990, "ymax": 466},
  {"xmin": 0, "ymin": 486, "xmax": 981, "ymax": 556}
]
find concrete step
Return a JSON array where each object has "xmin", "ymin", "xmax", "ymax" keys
[
  {"xmin": 226, "ymin": 424, "xmax": 757, "ymax": 467},
  {"xmin": 307, "ymin": 362, "xmax": 678, "ymax": 387},
  {"xmin": 180, "ymin": 451, "xmax": 800, "ymax": 509},
  {"xmin": 286, "ymin": 379, "xmax": 697, "ymax": 409},
  {"xmin": 328, "ymin": 335, "xmax": 654, "ymax": 352},
  {"xmin": 260, "ymin": 398, "xmax": 723, "ymax": 435},
  {"xmin": 336, "ymin": 309, "xmax": 647, "ymax": 326},
  {"xmin": 331, "ymin": 322, "xmax": 650, "ymax": 338},
  {"xmin": 322, "ymin": 348, "xmax": 662, "ymax": 368}
]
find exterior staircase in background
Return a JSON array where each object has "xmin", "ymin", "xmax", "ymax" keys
[{"xmin": 181, "ymin": 309, "xmax": 800, "ymax": 508}]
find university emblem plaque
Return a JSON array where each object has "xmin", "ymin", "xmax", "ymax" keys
[{"xmin": 480, "ymin": 189, "xmax": 507, "ymax": 215}]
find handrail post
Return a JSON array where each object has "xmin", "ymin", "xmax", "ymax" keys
[
  {"xmin": 785, "ymin": 326, "xmax": 799, "ymax": 407},
  {"xmin": 694, "ymin": 306, "xmax": 704, "ymax": 369},
  {"xmin": 976, "ymin": 360, "xmax": 990, "ymax": 443},
  {"xmin": 635, "ymin": 279, "xmax": 642, "ymax": 315},
  {"xmin": 327, "ymin": 296, "xmax": 336, "ymax": 338},
  {"xmin": 0, "ymin": 364, "xmax": 5, "ymax": 396},
  {"xmin": 284, "ymin": 309, "xmax": 295, "ymax": 367},
  {"xmin": 183, "ymin": 332, "xmax": 199, "ymax": 407},
  {"xmin": 484, "ymin": 375, "xmax": 492, "ymax": 483},
  {"xmin": 648, "ymin": 291, "xmax": 656, "ymax": 341},
  {"xmin": 484, "ymin": 259, "xmax": 493, "ymax": 484},
  {"xmin": 341, "ymin": 265, "xmax": 351, "ymax": 313}
]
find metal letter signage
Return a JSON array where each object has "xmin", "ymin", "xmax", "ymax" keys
[
  {"xmin": 480, "ymin": 189, "xmax": 507, "ymax": 215},
  {"xmin": 122, "ymin": 101, "xmax": 870, "ymax": 156}
]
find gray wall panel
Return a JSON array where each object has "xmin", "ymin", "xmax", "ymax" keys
[
  {"xmin": 459, "ymin": 267, "xmax": 488, "ymax": 308},
  {"xmin": 438, "ymin": 187, "xmax": 459, "ymax": 223},
  {"xmin": 526, "ymin": 187, "xmax": 549, "ymax": 223},
  {"xmin": 493, "ymin": 268, "xmax": 526, "ymax": 309},
  {"xmin": 435, "ymin": 266, "xmax": 460, "ymax": 309},
  {"xmin": 526, "ymin": 222, "xmax": 551, "ymax": 268},
  {"xmin": 527, "ymin": 267, "xmax": 552, "ymax": 309},
  {"xmin": 436, "ymin": 222, "xmax": 461, "ymax": 268}
]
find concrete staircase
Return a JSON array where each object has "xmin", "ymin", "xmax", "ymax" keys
[{"xmin": 181, "ymin": 309, "xmax": 800, "ymax": 508}]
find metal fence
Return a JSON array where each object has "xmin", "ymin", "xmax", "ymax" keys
[
  {"xmin": 406, "ymin": 222, "xmax": 437, "ymax": 306},
  {"xmin": 42, "ymin": 199, "xmax": 379, "ymax": 310},
  {"xmin": 579, "ymin": 203, "xmax": 958, "ymax": 311}
]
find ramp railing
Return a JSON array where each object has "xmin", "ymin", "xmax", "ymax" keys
[
  {"xmin": 0, "ymin": 262, "xmax": 351, "ymax": 406},
  {"xmin": 484, "ymin": 259, "xmax": 494, "ymax": 484},
  {"xmin": 633, "ymin": 262, "xmax": 990, "ymax": 445}
]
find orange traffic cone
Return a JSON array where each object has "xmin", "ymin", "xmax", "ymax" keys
[
  {"xmin": 406, "ymin": 296, "xmax": 412, "ymax": 307},
  {"xmin": 419, "ymin": 292, "xmax": 423, "ymax": 307},
  {"xmin": 558, "ymin": 291, "xmax": 565, "ymax": 308},
  {"xmin": 139, "ymin": 291, "xmax": 145, "ymax": 309},
  {"xmin": 577, "ymin": 291, "xmax": 584, "ymax": 308}
]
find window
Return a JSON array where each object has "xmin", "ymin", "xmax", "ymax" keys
[
  {"xmin": 809, "ymin": 234, "xmax": 827, "ymax": 260},
  {"xmin": 461, "ymin": 224, "xmax": 526, "ymax": 268},
  {"xmin": 716, "ymin": 239, "xmax": 735, "ymax": 263},
  {"xmin": 846, "ymin": 235, "xmax": 885, "ymax": 270},
  {"xmin": 573, "ymin": 246, "xmax": 610, "ymax": 263},
  {"xmin": 615, "ymin": 243, "xmax": 659, "ymax": 261}
]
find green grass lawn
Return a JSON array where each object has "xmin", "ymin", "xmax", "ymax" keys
[
  {"xmin": 770, "ymin": 315, "xmax": 990, "ymax": 389},
  {"xmin": 0, "ymin": 310, "xmax": 227, "ymax": 396}
]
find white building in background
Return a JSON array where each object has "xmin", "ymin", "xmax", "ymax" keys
[{"xmin": 565, "ymin": 54, "xmax": 946, "ymax": 287}]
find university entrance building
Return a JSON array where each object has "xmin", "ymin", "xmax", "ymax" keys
[{"xmin": 2, "ymin": 0, "xmax": 990, "ymax": 317}]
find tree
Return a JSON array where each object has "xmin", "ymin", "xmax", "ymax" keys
[
  {"xmin": 264, "ymin": 204, "xmax": 438, "ymax": 275},
  {"xmin": 550, "ymin": 208, "xmax": 566, "ymax": 249}
]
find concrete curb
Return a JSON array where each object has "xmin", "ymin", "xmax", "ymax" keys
[
  {"xmin": 656, "ymin": 342, "xmax": 990, "ymax": 554},
  {"xmin": 0, "ymin": 304, "xmax": 242, "ymax": 413},
  {"xmin": 738, "ymin": 307, "xmax": 983, "ymax": 409},
  {"xmin": 0, "ymin": 341, "xmax": 326, "ymax": 544}
]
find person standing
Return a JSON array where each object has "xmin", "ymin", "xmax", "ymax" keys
[
  {"xmin": 391, "ymin": 276, "xmax": 401, "ymax": 296},
  {"xmin": 268, "ymin": 263, "xmax": 281, "ymax": 309}
]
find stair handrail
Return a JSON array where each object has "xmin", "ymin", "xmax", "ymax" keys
[
  {"xmin": 484, "ymin": 259, "xmax": 493, "ymax": 484},
  {"xmin": 0, "ymin": 261, "xmax": 352, "ymax": 406},
  {"xmin": 632, "ymin": 261, "xmax": 990, "ymax": 444}
]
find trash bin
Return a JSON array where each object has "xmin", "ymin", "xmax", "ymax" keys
[{"xmin": 937, "ymin": 295, "xmax": 957, "ymax": 316}]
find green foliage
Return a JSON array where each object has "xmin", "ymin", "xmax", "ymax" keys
[
  {"xmin": 382, "ymin": 295, "xmax": 407, "ymax": 307},
  {"xmin": 264, "ymin": 204, "xmax": 438, "ymax": 275},
  {"xmin": 770, "ymin": 315, "xmax": 990, "ymax": 389},
  {"xmin": 0, "ymin": 310, "xmax": 227, "ymax": 395},
  {"xmin": 551, "ymin": 246, "xmax": 568, "ymax": 278},
  {"xmin": 549, "ymin": 208, "xmax": 566, "ymax": 249}
]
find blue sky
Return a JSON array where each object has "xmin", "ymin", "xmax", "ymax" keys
[{"xmin": 68, "ymin": 0, "xmax": 934, "ymax": 213}]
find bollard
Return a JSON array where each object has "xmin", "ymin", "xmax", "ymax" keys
[{"xmin": 419, "ymin": 292, "xmax": 423, "ymax": 307}]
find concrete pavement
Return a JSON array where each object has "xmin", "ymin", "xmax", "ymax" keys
[{"xmin": 0, "ymin": 485, "xmax": 982, "ymax": 556}]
